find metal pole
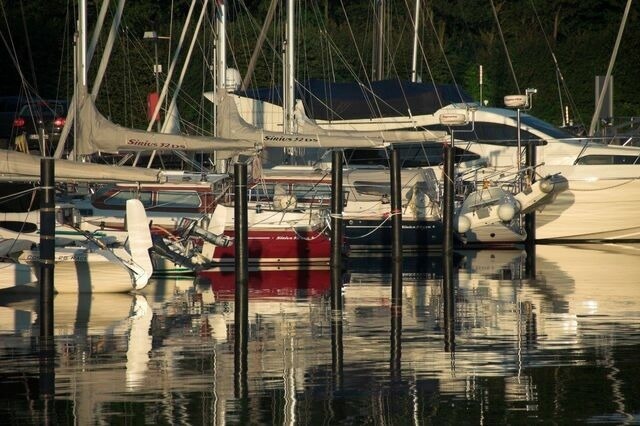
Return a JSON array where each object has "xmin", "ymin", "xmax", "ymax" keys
[
  {"xmin": 286, "ymin": 0, "xmax": 295, "ymax": 134},
  {"xmin": 443, "ymin": 136, "xmax": 455, "ymax": 256},
  {"xmin": 588, "ymin": 0, "xmax": 632, "ymax": 136},
  {"xmin": 38, "ymin": 126, "xmax": 46, "ymax": 156},
  {"xmin": 517, "ymin": 108, "xmax": 522, "ymax": 191},
  {"xmin": 525, "ymin": 140, "xmax": 537, "ymax": 278},
  {"xmin": 410, "ymin": 0, "xmax": 420, "ymax": 82},
  {"xmin": 39, "ymin": 158, "xmax": 55, "ymax": 339},
  {"xmin": 390, "ymin": 146, "xmax": 403, "ymax": 382},
  {"xmin": 479, "ymin": 64, "xmax": 483, "ymax": 105},
  {"xmin": 241, "ymin": 0, "xmax": 279, "ymax": 91},
  {"xmin": 525, "ymin": 141, "xmax": 537, "ymax": 246},
  {"xmin": 390, "ymin": 147, "xmax": 403, "ymax": 305},
  {"xmin": 217, "ymin": 0, "xmax": 227, "ymax": 91},
  {"xmin": 234, "ymin": 161, "xmax": 248, "ymax": 397},
  {"xmin": 375, "ymin": 0, "xmax": 385, "ymax": 80},
  {"xmin": 154, "ymin": 39, "xmax": 161, "ymax": 133},
  {"xmin": 330, "ymin": 149, "xmax": 343, "ymax": 312}
]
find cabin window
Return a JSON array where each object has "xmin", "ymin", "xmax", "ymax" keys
[
  {"xmin": 156, "ymin": 191, "xmax": 202, "ymax": 208},
  {"xmin": 104, "ymin": 190, "xmax": 153, "ymax": 207},
  {"xmin": 344, "ymin": 143, "xmax": 480, "ymax": 167},
  {"xmin": 292, "ymin": 184, "xmax": 332, "ymax": 204},
  {"xmin": 352, "ymin": 181, "xmax": 391, "ymax": 197},
  {"xmin": 574, "ymin": 155, "xmax": 640, "ymax": 165},
  {"xmin": 424, "ymin": 122, "xmax": 540, "ymax": 143},
  {"xmin": 249, "ymin": 183, "xmax": 277, "ymax": 202}
]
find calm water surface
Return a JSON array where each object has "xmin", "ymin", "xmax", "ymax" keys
[{"xmin": 1, "ymin": 243, "xmax": 640, "ymax": 424}]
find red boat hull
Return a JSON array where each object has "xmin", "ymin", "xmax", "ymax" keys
[{"xmin": 208, "ymin": 228, "xmax": 331, "ymax": 267}]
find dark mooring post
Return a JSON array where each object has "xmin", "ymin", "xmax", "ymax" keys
[
  {"xmin": 443, "ymin": 142, "xmax": 455, "ymax": 256},
  {"xmin": 234, "ymin": 161, "xmax": 248, "ymax": 398},
  {"xmin": 39, "ymin": 158, "xmax": 56, "ymax": 411},
  {"xmin": 39, "ymin": 158, "xmax": 55, "ymax": 340},
  {"xmin": 390, "ymin": 147, "xmax": 403, "ymax": 304},
  {"xmin": 330, "ymin": 149, "xmax": 344, "ymax": 312},
  {"xmin": 525, "ymin": 141, "xmax": 537, "ymax": 277},
  {"xmin": 390, "ymin": 147, "xmax": 403, "ymax": 382}
]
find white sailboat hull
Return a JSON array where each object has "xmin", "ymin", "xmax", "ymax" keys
[{"xmin": 0, "ymin": 254, "xmax": 135, "ymax": 293}]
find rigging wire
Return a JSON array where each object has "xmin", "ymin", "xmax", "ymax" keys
[
  {"xmin": 422, "ymin": 5, "xmax": 466, "ymax": 108},
  {"xmin": 338, "ymin": 0, "xmax": 377, "ymax": 113},
  {"xmin": 528, "ymin": 0, "xmax": 584, "ymax": 129},
  {"xmin": 489, "ymin": 0, "xmax": 520, "ymax": 94},
  {"xmin": 18, "ymin": 0, "xmax": 38, "ymax": 93},
  {"xmin": 0, "ymin": 1, "xmax": 38, "ymax": 102}
]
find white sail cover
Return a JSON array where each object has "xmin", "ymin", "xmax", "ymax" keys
[
  {"xmin": 75, "ymin": 86, "xmax": 256, "ymax": 156},
  {"xmin": 0, "ymin": 149, "xmax": 164, "ymax": 183},
  {"xmin": 209, "ymin": 90, "xmax": 447, "ymax": 147}
]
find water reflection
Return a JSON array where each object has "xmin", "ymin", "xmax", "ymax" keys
[{"xmin": 0, "ymin": 244, "xmax": 639, "ymax": 423}]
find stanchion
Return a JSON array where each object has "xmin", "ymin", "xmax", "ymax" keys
[
  {"xmin": 39, "ymin": 158, "xmax": 55, "ymax": 340},
  {"xmin": 233, "ymin": 161, "xmax": 248, "ymax": 399},
  {"xmin": 330, "ymin": 149, "xmax": 344, "ymax": 312}
]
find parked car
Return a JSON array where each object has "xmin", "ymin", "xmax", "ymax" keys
[{"xmin": 11, "ymin": 99, "xmax": 68, "ymax": 154}]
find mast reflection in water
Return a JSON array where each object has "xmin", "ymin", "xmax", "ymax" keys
[{"xmin": 1, "ymin": 245, "xmax": 640, "ymax": 424}]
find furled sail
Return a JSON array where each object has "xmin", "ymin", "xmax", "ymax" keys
[
  {"xmin": 74, "ymin": 86, "xmax": 256, "ymax": 157},
  {"xmin": 0, "ymin": 149, "xmax": 164, "ymax": 183}
]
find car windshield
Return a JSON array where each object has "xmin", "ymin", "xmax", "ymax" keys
[{"xmin": 18, "ymin": 101, "xmax": 66, "ymax": 118}]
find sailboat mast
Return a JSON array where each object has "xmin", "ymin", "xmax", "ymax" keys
[
  {"xmin": 79, "ymin": 0, "xmax": 87, "ymax": 87},
  {"xmin": 374, "ymin": 0, "xmax": 385, "ymax": 80},
  {"xmin": 588, "ymin": 0, "xmax": 632, "ymax": 136},
  {"xmin": 216, "ymin": 0, "xmax": 227, "ymax": 92},
  {"xmin": 284, "ymin": 0, "xmax": 295, "ymax": 134},
  {"xmin": 410, "ymin": 0, "xmax": 420, "ymax": 82}
]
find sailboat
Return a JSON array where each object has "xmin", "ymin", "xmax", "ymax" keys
[{"xmin": 0, "ymin": 199, "xmax": 153, "ymax": 293}]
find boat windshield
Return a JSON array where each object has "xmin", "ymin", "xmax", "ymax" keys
[{"xmin": 520, "ymin": 115, "xmax": 573, "ymax": 139}]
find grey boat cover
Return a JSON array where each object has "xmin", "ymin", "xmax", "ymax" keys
[
  {"xmin": 0, "ymin": 149, "xmax": 164, "ymax": 183},
  {"xmin": 211, "ymin": 91, "xmax": 446, "ymax": 147},
  {"xmin": 74, "ymin": 86, "xmax": 256, "ymax": 157}
]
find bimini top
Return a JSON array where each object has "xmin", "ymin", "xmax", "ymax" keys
[{"xmin": 236, "ymin": 78, "xmax": 473, "ymax": 121}]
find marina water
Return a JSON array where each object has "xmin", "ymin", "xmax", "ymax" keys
[{"xmin": 1, "ymin": 243, "xmax": 639, "ymax": 424}]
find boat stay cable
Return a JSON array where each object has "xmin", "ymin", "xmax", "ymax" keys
[
  {"xmin": 528, "ymin": 0, "xmax": 583, "ymax": 130},
  {"xmin": 489, "ymin": 0, "xmax": 520, "ymax": 94}
]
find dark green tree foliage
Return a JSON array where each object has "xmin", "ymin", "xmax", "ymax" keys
[{"xmin": 1, "ymin": 0, "xmax": 638, "ymax": 129}]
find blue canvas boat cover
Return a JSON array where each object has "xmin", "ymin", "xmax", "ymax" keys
[{"xmin": 236, "ymin": 79, "xmax": 473, "ymax": 121}]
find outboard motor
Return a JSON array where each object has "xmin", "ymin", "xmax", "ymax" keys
[{"xmin": 177, "ymin": 217, "xmax": 233, "ymax": 247}]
